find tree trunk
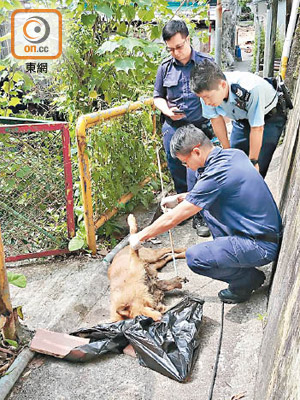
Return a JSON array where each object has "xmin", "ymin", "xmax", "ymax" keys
[
  {"xmin": 222, "ymin": 0, "xmax": 238, "ymax": 67},
  {"xmin": 0, "ymin": 227, "xmax": 16, "ymax": 340}
]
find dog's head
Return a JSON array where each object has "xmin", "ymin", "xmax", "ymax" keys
[{"xmin": 116, "ymin": 301, "xmax": 161, "ymax": 321}]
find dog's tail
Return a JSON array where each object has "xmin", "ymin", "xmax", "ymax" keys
[
  {"xmin": 128, "ymin": 214, "xmax": 139, "ymax": 258},
  {"xmin": 128, "ymin": 214, "xmax": 138, "ymax": 234}
]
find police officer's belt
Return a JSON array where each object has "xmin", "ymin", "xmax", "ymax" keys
[
  {"xmin": 236, "ymin": 105, "xmax": 278, "ymax": 125},
  {"xmin": 232, "ymin": 229, "xmax": 283, "ymax": 244},
  {"xmin": 165, "ymin": 117, "xmax": 206, "ymax": 129},
  {"xmin": 264, "ymin": 106, "xmax": 278, "ymax": 120}
]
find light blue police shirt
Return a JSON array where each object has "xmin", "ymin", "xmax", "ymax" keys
[{"xmin": 200, "ymin": 72, "xmax": 278, "ymax": 127}]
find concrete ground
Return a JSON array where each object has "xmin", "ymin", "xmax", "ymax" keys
[
  {"xmin": 7, "ymin": 207, "xmax": 270, "ymax": 400},
  {"xmin": 5, "ymin": 26, "xmax": 275, "ymax": 400},
  {"xmin": 7, "ymin": 145, "xmax": 281, "ymax": 400}
]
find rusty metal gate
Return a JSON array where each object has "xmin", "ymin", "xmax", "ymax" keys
[{"xmin": 0, "ymin": 117, "xmax": 75, "ymax": 262}]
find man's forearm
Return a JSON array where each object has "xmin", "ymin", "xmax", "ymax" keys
[
  {"xmin": 138, "ymin": 211, "xmax": 181, "ymax": 242},
  {"xmin": 249, "ymin": 126, "xmax": 264, "ymax": 160},
  {"xmin": 211, "ymin": 116, "xmax": 230, "ymax": 148},
  {"xmin": 154, "ymin": 97, "xmax": 172, "ymax": 117},
  {"xmin": 138, "ymin": 199, "xmax": 199, "ymax": 242}
]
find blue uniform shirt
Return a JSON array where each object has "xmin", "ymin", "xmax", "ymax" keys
[
  {"xmin": 201, "ymin": 72, "xmax": 278, "ymax": 127},
  {"xmin": 186, "ymin": 147, "xmax": 282, "ymax": 236},
  {"xmin": 154, "ymin": 49, "xmax": 212, "ymax": 123}
]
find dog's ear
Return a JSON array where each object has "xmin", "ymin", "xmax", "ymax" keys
[{"xmin": 116, "ymin": 303, "xmax": 131, "ymax": 318}]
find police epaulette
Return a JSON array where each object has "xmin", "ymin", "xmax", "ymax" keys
[
  {"xmin": 196, "ymin": 52, "xmax": 213, "ymax": 60},
  {"xmin": 231, "ymin": 84, "xmax": 251, "ymax": 102},
  {"xmin": 230, "ymin": 83, "xmax": 251, "ymax": 111},
  {"xmin": 161, "ymin": 56, "xmax": 173, "ymax": 65}
]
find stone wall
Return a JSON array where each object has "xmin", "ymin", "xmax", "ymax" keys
[
  {"xmin": 222, "ymin": 0, "xmax": 238, "ymax": 66},
  {"xmin": 255, "ymin": 60, "xmax": 300, "ymax": 399}
]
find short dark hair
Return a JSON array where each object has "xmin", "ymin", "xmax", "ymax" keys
[
  {"xmin": 170, "ymin": 124, "xmax": 213, "ymax": 158},
  {"xmin": 162, "ymin": 20, "xmax": 189, "ymax": 42},
  {"xmin": 190, "ymin": 59, "xmax": 226, "ymax": 93}
]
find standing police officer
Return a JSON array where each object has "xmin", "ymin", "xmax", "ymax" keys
[
  {"xmin": 129, "ymin": 125, "xmax": 282, "ymax": 304},
  {"xmin": 190, "ymin": 59, "xmax": 287, "ymax": 178},
  {"xmin": 154, "ymin": 19, "xmax": 213, "ymax": 236}
]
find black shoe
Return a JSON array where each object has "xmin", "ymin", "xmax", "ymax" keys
[
  {"xmin": 192, "ymin": 215, "xmax": 210, "ymax": 237},
  {"xmin": 218, "ymin": 288, "xmax": 253, "ymax": 304},
  {"xmin": 218, "ymin": 272, "xmax": 266, "ymax": 304}
]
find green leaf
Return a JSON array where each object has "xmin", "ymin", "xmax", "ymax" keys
[
  {"xmin": 89, "ymin": 90, "xmax": 97, "ymax": 99},
  {"xmin": 17, "ymin": 72, "xmax": 33, "ymax": 90},
  {"xmin": 5, "ymin": 339, "xmax": 18, "ymax": 348},
  {"xmin": 12, "ymin": 0, "xmax": 23, "ymax": 7},
  {"xmin": 16, "ymin": 166, "xmax": 31, "ymax": 178},
  {"xmin": 138, "ymin": 8, "xmax": 155, "ymax": 21},
  {"xmin": 2, "ymin": 81, "xmax": 12, "ymax": 93},
  {"xmin": 143, "ymin": 42, "xmax": 161, "ymax": 54},
  {"xmin": 114, "ymin": 58, "xmax": 136, "ymax": 73},
  {"xmin": 7, "ymin": 272, "xmax": 27, "ymax": 288},
  {"xmin": 81, "ymin": 14, "xmax": 97, "ymax": 26},
  {"xmin": 119, "ymin": 38, "xmax": 143, "ymax": 52},
  {"xmin": 117, "ymin": 22, "xmax": 127, "ymax": 34},
  {"xmin": 135, "ymin": 0, "xmax": 152, "ymax": 6},
  {"xmin": 12, "ymin": 71, "xmax": 23, "ymax": 82},
  {"xmin": 95, "ymin": 4, "xmax": 113, "ymax": 19},
  {"xmin": 123, "ymin": 5, "xmax": 136, "ymax": 21},
  {"xmin": 97, "ymin": 40, "xmax": 120, "ymax": 55},
  {"xmin": 0, "ymin": 1, "xmax": 16, "ymax": 10},
  {"xmin": 68, "ymin": 237, "xmax": 85, "ymax": 251},
  {"xmin": 150, "ymin": 25, "xmax": 161, "ymax": 40},
  {"xmin": 16, "ymin": 305, "xmax": 24, "ymax": 320},
  {"xmin": 9, "ymin": 97, "xmax": 21, "ymax": 107}
]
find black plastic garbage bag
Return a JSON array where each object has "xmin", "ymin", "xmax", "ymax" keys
[
  {"xmin": 66, "ymin": 319, "xmax": 133, "ymax": 362},
  {"xmin": 67, "ymin": 296, "xmax": 204, "ymax": 382},
  {"xmin": 124, "ymin": 296, "xmax": 204, "ymax": 382}
]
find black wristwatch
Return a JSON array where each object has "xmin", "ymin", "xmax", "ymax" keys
[{"xmin": 250, "ymin": 159, "xmax": 259, "ymax": 166}]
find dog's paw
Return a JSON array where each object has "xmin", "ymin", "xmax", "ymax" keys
[{"xmin": 143, "ymin": 307, "xmax": 162, "ymax": 321}]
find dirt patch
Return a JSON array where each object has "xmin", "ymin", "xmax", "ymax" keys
[{"xmin": 237, "ymin": 25, "xmax": 255, "ymax": 54}]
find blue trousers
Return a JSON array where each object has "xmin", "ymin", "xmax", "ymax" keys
[
  {"xmin": 185, "ymin": 210, "xmax": 279, "ymax": 290},
  {"xmin": 230, "ymin": 112, "xmax": 287, "ymax": 178},
  {"xmin": 162, "ymin": 120, "xmax": 214, "ymax": 193}
]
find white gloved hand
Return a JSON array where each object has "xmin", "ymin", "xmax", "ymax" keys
[
  {"xmin": 129, "ymin": 233, "xmax": 143, "ymax": 250},
  {"xmin": 161, "ymin": 194, "xmax": 180, "ymax": 210}
]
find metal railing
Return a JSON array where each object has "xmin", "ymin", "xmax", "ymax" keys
[
  {"xmin": 0, "ymin": 119, "xmax": 75, "ymax": 262},
  {"xmin": 76, "ymin": 98, "xmax": 156, "ymax": 254}
]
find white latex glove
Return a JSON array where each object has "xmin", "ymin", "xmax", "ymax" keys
[
  {"xmin": 161, "ymin": 194, "xmax": 180, "ymax": 210},
  {"xmin": 129, "ymin": 233, "xmax": 143, "ymax": 250}
]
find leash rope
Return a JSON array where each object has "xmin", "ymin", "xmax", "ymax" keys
[
  {"xmin": 207, "ymin": 303, "xmax": 225, "ymax": 400},
  {"xmin": 155, "ymin": 146, "xmax": 178, "ymax": 276}
]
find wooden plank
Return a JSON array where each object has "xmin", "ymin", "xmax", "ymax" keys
[{"xmin": 30, "ymin": 329, "xmax": 89, "ymax": 358}]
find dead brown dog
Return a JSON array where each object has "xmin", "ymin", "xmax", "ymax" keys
[{"xmin": 108, "ymin": 214, "xmax": 186, "ymax": 322}]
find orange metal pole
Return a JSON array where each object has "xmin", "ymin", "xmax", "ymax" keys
[
  {"xmin": 76, "ymin": 98, "xmax": 154, "ymax": 254},
  {"xmin": 85, "ymin": 98, "xmax": 154, "ymax": 129},
  {"xmin": 0, "ymin": 226, "xmax": 16, "ymax": 340},
  {"xmin": 76, "ymin": 117, "xmax": 97, "ymax": 254}
]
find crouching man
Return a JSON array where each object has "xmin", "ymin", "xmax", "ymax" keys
[{"xmin": 129, "ymin": 124, "xmax": 282, "ymax": 304}]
